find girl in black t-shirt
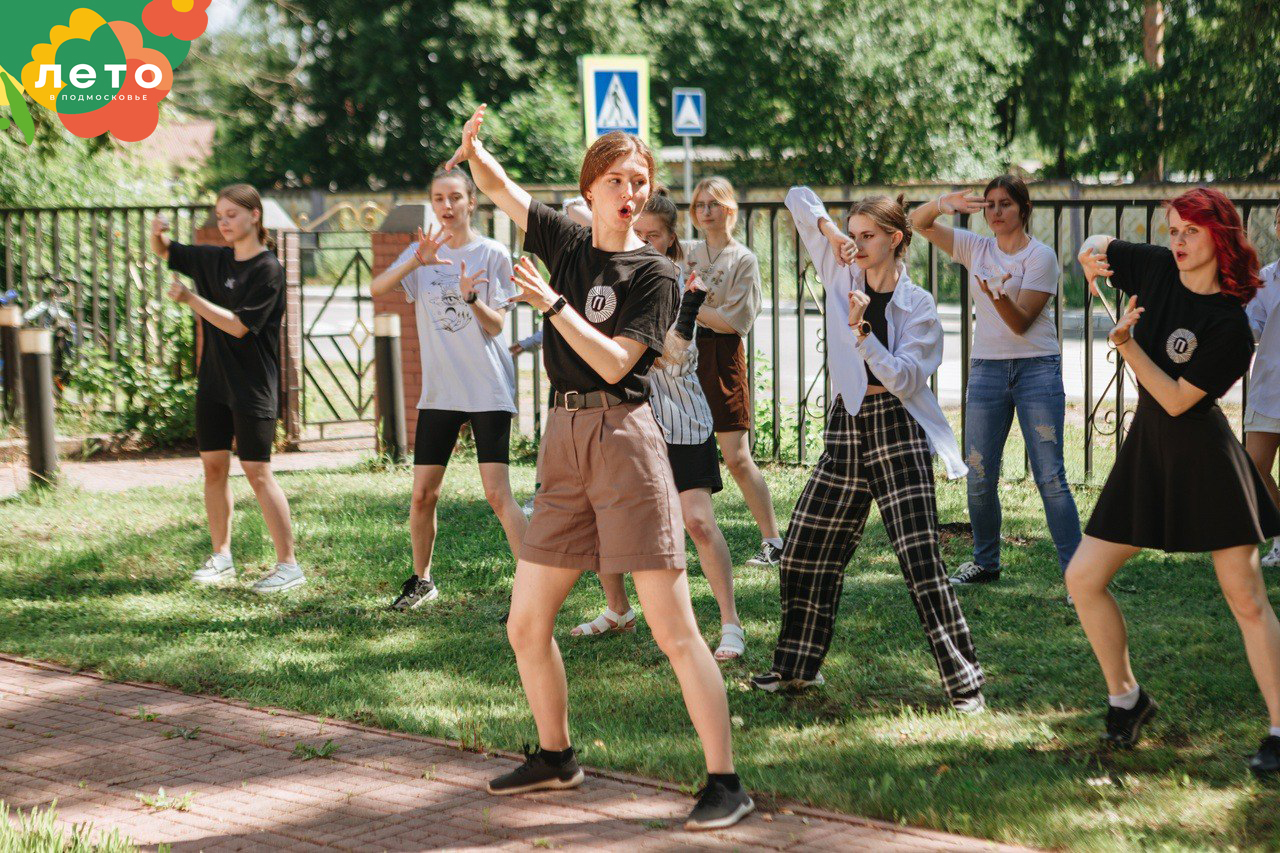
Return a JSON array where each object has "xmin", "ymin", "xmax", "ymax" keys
[
  {"xmin": 1069, "ymin": 188, "xmax": 1280, "ymax": 776},
  {"xmin": 444, "ymin": 106, "xmax": 753, "ymax": 829},
  {"xmin": 150, "ymin": 184, "xmax": 304, "ymax": 595}
]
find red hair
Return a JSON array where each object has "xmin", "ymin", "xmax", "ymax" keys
[{"xmin": 1165, "ymin": 188, "xmax": 1261, "ymax": 304}]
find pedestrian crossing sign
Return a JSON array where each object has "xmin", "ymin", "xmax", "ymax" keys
[
  {"xmin": 672, "ymin": 88, "xmax": 706, "ymax": 137},
  {"xmin": 579, "ymin": 55, "xmax": 650, "ymax": 145}
]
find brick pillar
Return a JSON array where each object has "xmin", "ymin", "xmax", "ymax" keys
[{"xmin": 371, "ymin": 203, "xmax": 436, "ymax": 450}]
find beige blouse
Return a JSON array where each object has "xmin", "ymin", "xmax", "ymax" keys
[{"xmin": 684, "ymin": 240, "xmax": 762, "ymax": 338}]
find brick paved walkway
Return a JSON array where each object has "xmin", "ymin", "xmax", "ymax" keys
[
  {"xmin": 0, "ymin": 449, "xmax": 369, "ymax": 499},
  {"xmin": 0, "ymin": 656, "xmax": 1034, "ymax": 851}
]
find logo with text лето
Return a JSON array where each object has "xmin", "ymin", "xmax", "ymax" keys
[{"xmin": 0, "ymin": 1, "xmax": 210, "ymax": 145}]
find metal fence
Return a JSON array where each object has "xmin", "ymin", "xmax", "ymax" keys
[{"xmin": 3, "ymin": 195, "xmax": 1278, "ymax": 485}]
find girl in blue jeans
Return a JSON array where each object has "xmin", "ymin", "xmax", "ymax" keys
[{"xmin": 910, "ymin": 176, "xmax": 1081, "ymax": 590}]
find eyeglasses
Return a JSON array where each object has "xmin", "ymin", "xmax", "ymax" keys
[{"xmin": 692, "ymin": 201, "xmax": 723, "ymax": 213}]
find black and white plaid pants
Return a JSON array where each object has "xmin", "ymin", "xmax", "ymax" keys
[{"xmin": 771, "ymin": 393, "xmax": 984, "ymax": 698}]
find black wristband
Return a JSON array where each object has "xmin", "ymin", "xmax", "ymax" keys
[
  {"xmin": 464, "ymin": 291, "xmax": 479, "ymax": 304},
  {"xmin": 674, "ymin": 288, "xmax": 708, "ymax": 340},
  {"xmin": 544, "ymin": 295, "xmax": 567, "ymax": 317}
]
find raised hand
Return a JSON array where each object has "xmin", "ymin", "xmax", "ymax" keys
[
  {"xmin": 975, "ymin": 272, "xmax": 1013, "ymax": 301},
  {"xmin": 686, "ymin": 270, "xmax": 706, "ymax": 292},
  {"xmin": 151, "ymin": 214, "xmax": 171, "ymax": 238},
  {"xmin": 444, "ymin": 104, "xmax": 487, "ymax": 172},
  {"xmin": 848, "ymin": 288, "xmax": 871, "ymax": 329},
  {"xmin": 1078, "ymin": 246, "xmax": 1113, "ymax": 296},
  {"xmin": 413, "ymin": 226, "xmax": 451, "ymax": 267},
  {"xmin": 511, "ymin": 256, "xmax": 557, "ymax": 313},
  {"xmin": 826, "ymin": 225, "xmax": 857, "ymax": 267},
  {"xmin": 937, "ymin": 190, "xmax": 989, "ymax": 216},
  {"xmin": 166, "ymin": 280, "xmax": 191, "ymax": 304},
  {"xmin": 1109, "ymin": 295, "xmax": 1143, "ymax": 346},
  {"xmin": 458, "ymin": 260, "xmax": 489, "ymax": 301}
]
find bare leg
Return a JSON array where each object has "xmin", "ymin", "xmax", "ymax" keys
[
  {"xmin": 201, "ymin": 451, "xmax": 233, "ymax": 554},
  {"xmin": 716, "ymin": 429, "xmax": 780, "ymax": 541},
  {"xmin": 681, "ymin": 488, "xmax": 739, "ymax": 627},
  {"xmin": 1245, "ymin": 431, "xmax": 1280, "ymax": 514},
  {"xmin": 239, "ymin": 461, "xmax": 296, "ymax": 564},
  {"xmin": 1213, "ymin": 544, "xmax": 1280, "ymax": 728},
  {"xmin": 478, "ymin": 462, "xmax": 528, "ymax": 562},
  {"xmin": 632, "ymin": 569, "xmax": 734, "ymax": 773},
  {"xmin": 505, "ymin": 560, "xmax": 585, "ymax": 750},
  {"xmin": 1064, "ymin": 536, "xmax": 1143, "ymax": 695},
  {"xmin": 409, "ymin": 465, "xmax": 447, "ymax": 580}
]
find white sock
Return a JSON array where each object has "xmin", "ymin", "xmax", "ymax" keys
[
  {"xmin": 1270, "ymin": 726, "xmax": 1280, "ymax": 738},
  {"xmin": 1108, "ymin": 684, "xmax": 1141, "ymax": 710},
  {"xmin": 210, "ymin": 552, "xmax": 233, "ymax": 568},
  {"xmin": 765, "ymin": 537, "xmax": 783, "ymax": 549},
  {"xmin": 275, "ymin": 561, "xmax": 299, "ymax": 572}
]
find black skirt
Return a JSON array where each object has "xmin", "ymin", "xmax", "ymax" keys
[{"xmin": 1086, "ymin": 392, "xmax": 1280, "ymax": 552}]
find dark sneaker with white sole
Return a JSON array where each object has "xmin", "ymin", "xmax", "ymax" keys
[
  {"xmin": 389, "ymin": 576, "xmax": 438, "ymax": 611},
  {"xmin": 749, "ymin": 670, "xmax": 825, "ymax": 693},
  {"xmin": 746, "ymin": 541, "xmax": 783, "ymax": 567},
  {"xmin": 1249, "ymin": 735, "xmax": 1280, "ymax": 777},
  {"xmin": 487, "ymin": 746, "xmax": 584, "ymax": 795},
  {"xmin": 685, "ymin": 780, "xmax": 755, "ymax": 831},
  {"xmin": 1102, "ymin": 688, "xmax": 1157, "ymax": 748},
  {"xmin": 949, "ymin": 562, "xmax": 1001, "ymax": 585}
]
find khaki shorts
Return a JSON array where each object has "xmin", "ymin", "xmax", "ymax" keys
[{"xmin": 523, "ymin": 402, "xmax": 686, "ymax": 573}]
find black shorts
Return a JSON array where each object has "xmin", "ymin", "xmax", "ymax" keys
[
  {"xmin": 414, "ymin": 409, "xmax": 513, "ymax": 466},
  {"xmin": 196, "ymin": 394, "xmax": 276, "ymax": 461},
  {"xmin": 666, "ymin": 435, "xmax": 723, "ymax": 494}
]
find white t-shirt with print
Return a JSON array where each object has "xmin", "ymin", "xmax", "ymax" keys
[
  {"xmin": 950, "ymin": 229, "xmax": 1060, "ymax": 359},
  {"xmin": 396, "ymin": 236, "xmax": 517, "ymax": 413}
]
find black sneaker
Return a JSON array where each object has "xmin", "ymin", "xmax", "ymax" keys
[
  {"xmin": 746, "ymin": 540, "xmax": 783, "ymax": 567},
  {"xmin": 1249, "ymin": 735, "xmax": 1280, "ymax": 777},
  {"xmin": 749, "ymin": 670, "xmax": 825, "ymax": 693},
  {"xmin": 949, "ymin": 562, "xmax": 1001, "ymax": 585},
  {"xmin": 1102, "ymin": 689, "xmax": 1157, "ymax": 748},
  {"xmin": 389, "ymin": 576, "xmax": 438, "ymax": 611},
  {"xmin": 685, "ymin": 780, "xmax": 755, "ymax": 831},
  {"xmin": 488, "ymin": 746, "xmax": 584, "ymax": 795}
]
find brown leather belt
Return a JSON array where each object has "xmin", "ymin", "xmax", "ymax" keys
[{"xmin": 551, "ymin": 390, "xmax": 626, "ymax": 411}]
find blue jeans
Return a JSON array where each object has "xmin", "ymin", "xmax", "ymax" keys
[{"xmin": 965, "ymin": 355, "xmax": 1081, "ymax": 573}]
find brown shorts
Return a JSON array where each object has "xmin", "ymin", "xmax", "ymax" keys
[
  {"xmin": 695, "ymin": 330, "xmax": 751, "ymax": 432},
  {"xmin": 522, "ymin": 402, "xmax": 686, "ymax": 573}
]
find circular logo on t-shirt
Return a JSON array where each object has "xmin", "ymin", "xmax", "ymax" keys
[
  {"xmin": 1166, "ymin": 328, "xmax": 1198, "ymax": 364},
  {"xmin": 585, "ymin": 285, "xmax": 617, "ymax": 323}
]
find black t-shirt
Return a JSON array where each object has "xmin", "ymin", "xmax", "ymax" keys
[
  {"xmin": 1107, "ymin": 239, "xmax": 1253, "ymax": 410},
  {"xmin": 863, "ymin": 287, "xmax": 893, "ymax": 386},
  {"xmin": 168, "ymin": 242, "xmax": 285, "ymax": 418},
  {"xmin": 523, "ymin": 200, "xmax": 679, "ymax": 402}
]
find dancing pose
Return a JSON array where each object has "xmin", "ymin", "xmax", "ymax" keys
[
  {"xmin": 370, "ymin": 167, "xmax": 525, "ymax": 610},
  {"xmin": 687, "ymin": 177, "xmax": 783, "ymax": 566},
  {"xmin": 1245, "ymin": 205, "xmax": 1280, "ymax": 567},
  {"xmin": 446, "ymin": 107, "xmax": 753, "ymax": 829},
  {"xmin": 751, "ymin": 187, "xmax": 985, "ymax": 712},
  {"xmin": 911, "ymin": 178, "xmax": 1081, "ymax": 592},
  {"xmin": 151, "ymin": 185, "xmax": 303, "ymax": 593},
  {"xmin": 1070, "ymin": 188, "xmax": 1280, "ymax": 775}
]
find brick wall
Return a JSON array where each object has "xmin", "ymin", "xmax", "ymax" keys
[{"xmin": 370, "ymin": 231, "xmax": 420, "ymax": 450}]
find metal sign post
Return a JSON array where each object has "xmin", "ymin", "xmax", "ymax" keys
[{"xmin": 671, "ymin": 87, "xmax": 707, "ymax": 238}]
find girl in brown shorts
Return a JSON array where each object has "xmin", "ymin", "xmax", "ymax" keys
[
  {"xmin": 445, "ymin": 107, "xmax": 753, "ymax": 830},
  {"xmin": 688, "ymin": 177, "xmax": 783, "ymax": 566}
]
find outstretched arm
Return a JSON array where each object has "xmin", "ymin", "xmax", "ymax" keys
[
  {"xmin": 909, "ymin": 189, "xmax": 988, "ymax": 258},
  {"xmin": 444, "ymin": 105, "xmax": 532, "ymax": 232}
]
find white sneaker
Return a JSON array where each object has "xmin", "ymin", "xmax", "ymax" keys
[
  {"xmin": 252, "ymin": 563, "xmax": 306, "ymax": 594},
  {"xmin": 1262, "ymin": 542, "xmax": 1280, "ymax": 568},
  {"xmin": 193, "ymin": 554, "xmax": 235, "ymax": 585}
]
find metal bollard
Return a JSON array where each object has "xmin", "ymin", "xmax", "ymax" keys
[
  {"xmin": 20, "ymin": 328, "xmax": 58, "ymax": 488},
  {"xmin": 374, "ymin": 313, "xmax": 407, "ymax": 464},
  {"xmin": 0, "ymin": 306, "xmax": 21, "ymax": 424}
]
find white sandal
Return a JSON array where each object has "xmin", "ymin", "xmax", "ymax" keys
[
  {"xmin": 714, "ymin": 623, "xmax": 746, "ymax": 661},
  {"xmin": 570, "ymin": 607, "xmax": 637, "ymax": 637}
]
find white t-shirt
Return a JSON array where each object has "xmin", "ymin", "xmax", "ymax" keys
[
  {"xmin": 1246, "ymin": 259, "xmax": 1280, "ymax": 418},
  {"xmin": 396, "ymin": 236, "xmax": 517, "ymax": 413},
  {"xmin": 950, "ymin": 229, "xmax": 1060, "ymax": 359}
]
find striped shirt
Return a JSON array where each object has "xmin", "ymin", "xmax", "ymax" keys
[{"xmin": 649, "ymin": 326, "xmax": 715, "ymax": 445}]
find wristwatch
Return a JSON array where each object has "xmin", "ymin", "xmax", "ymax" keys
[
  {"xmin": 853, "ymin": 320, "xmax": 871, "ymax": 340},
  {"xmin": 463, "ymin": 291, "xmax": 479, "ymax": 304},
  {"xmin": 544, "ymin": 295, "xmax": 567, "ymax": 317}
]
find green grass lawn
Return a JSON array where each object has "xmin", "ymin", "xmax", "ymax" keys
[{"xmin": 2, "ymin": 456, "xmax": 1279, "ymax": 851}]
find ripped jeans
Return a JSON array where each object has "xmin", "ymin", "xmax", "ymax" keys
[{"xmin": 965, "ymin": 355, "xmax": 1081, "ymax": 574}]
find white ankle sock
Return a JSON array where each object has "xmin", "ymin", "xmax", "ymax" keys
[
  {"xmin": 1270, "ymin": 726, "xmax": 1280, "ymax": 738},
  {"xmin": 210, "ymin": 553, "xmax": 233, "ymax": 568},
  {"xmin": 765, "ymin": 537, "xmax": 783, "ymax": 549},
  {"xmin": 1109, "ymin": 684, "xmax": 1141, "ymax": 710}
]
